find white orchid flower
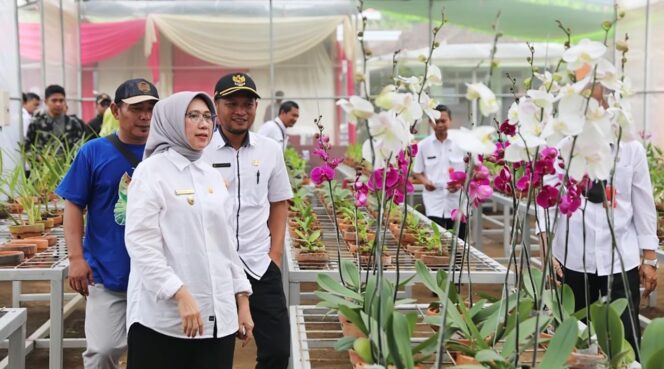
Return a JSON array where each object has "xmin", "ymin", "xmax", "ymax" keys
[
  {"xmin": 556, "ymin": 76, "xmax": 590, "ymax": 99},
  {"xmin": 562, "ymin": 38, "xmax": 607, "ymax": 71},
  {"xmin": 517, "ymin": 97, "xmax": 548, "ymax": 136},
  {"xmin": 527, "ymin": 89, "xmax": 555, "ymax": 112},
  {"xmin": 607, "ymin": 94, "xmax": 637, "ymax": 142},
  {"xmin": 363, "ymin": 111, "xmax": 412, "ymax": 168},
  {"xmin": 543, "ymin": 92, "xmax": 586, "ymax": 145},
  {"xmin": 534, "ymin": 71, "xmax": 560, "ymax": 92},
  {"xmin": 425, "ymin": 64, "xmax": 443, "ymax": 86},
  {"xmin": 448, "ymin": 126, "xmax": 496, "ymax": 155},
  {"xmin": 507, "ymin": 101, "xmax": 519, "ymax": 125},
  {"xmin": 420, "ymin": 93, "xmax": 441, "ymax": 123},
  {"xmin": 397, "ymin": 75, "xmax": 421, "ymax": 93},
  {"xmin": 504, "ymin": 133, "xmax": 547, "ymax": 163},
  {"xmin": 620, "ymin": 77, "xmax": 634, "ymax": 97},
  {"xmin": 561, "ymin": 126, "xmax": 613, "ymax": 181},
  {"xmin": 585, "ymin": 98, "xmax": 612, "ymax": 140},
  {"xmin": 596, "ymin": 58, "xmax": 622, "ymax": 91},
  {"xmin": 375, "ymin": 85, "xmax": 398, "ymax": 110},
  {"xmin": 337, "ymin": 96, "xmax": 374, "ymax": 124},
  {"xmin": 465, "ymin": 82, "xmax": 499, "ymax": 116}
]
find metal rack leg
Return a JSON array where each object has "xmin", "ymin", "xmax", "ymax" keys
[
  {"xmin": 289, "ymin": 282, "xmax": 301, "ymax": 306},
  {"xmin": 8, "ymin": 324, "xmax": 25, "ymax": 369},
  {"xmin": 49, "ymin": 278, "xmax": 64, "ymax": 369},
  {"xmin": 11, "ymin": 282, "xmax": 21, "ymax": 308}
]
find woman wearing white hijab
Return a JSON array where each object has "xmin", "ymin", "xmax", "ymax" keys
[{"xmin": 124, "ymin": 92, "xmax": 253, "ymax": 369}]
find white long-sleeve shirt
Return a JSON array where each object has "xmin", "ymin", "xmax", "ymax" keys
[
  {"xmin": 125, "ymin": 148, "xmax": 252, "ymax": 339},
  {"xmin": 537, "ymin": 140, "xmax": 659, "ymax": 276},
  {"xmin": 413, "ymin": 134, "xmax": 466, "ymax": 218},
  {"xmin": 258, "ymin": 117, "xmax": 288, "ymax": 151}
]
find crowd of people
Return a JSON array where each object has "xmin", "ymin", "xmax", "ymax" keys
[
  {"xmin": 20, "ymin": 74, "xmax": 299, "ymax": 369},
  {"xmin": 19, "ymin": 71, "xmax": 659, "ymax": 368}
]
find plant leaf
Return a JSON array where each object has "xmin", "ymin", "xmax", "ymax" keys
[
  {"xmin": 641, "ymin": 318, "xmax": 664, "ymax": 368},
  {"xmin": 340, "ymin": 260, "xmax": 360, "ymax": 290},
  {"xmin": 316, "ymin": 273, "xmax": 363, "ymax": 301},
  {"xmin": 590, "ymin": 301, "xmax": 624, "ymax": 362},
  {"xmin": 474, "ymin": 349, "xmax": 505, "ymax": 363},
  {"xmin": 538, "ymin": 317, "xmax": 579, "ymax": 369},
  {"xmin": 390, "ymin": 311, "xmax": 414, "ymax": 369},
  {"xmin": 335, "ymin": 336, "xmax": 356, "ymax": 352}
]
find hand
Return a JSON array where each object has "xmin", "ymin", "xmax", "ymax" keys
[
  {"xmin": 447, "ymin": 183, "xmax": 462, "ymax": 193},
  {"xmin": 236, "ymin": 298, "xmax": 254, "ymax": 347},
  {"xmin": 174, "ymin": 287, "xmax": 204, "ymax": 338},
  {"xmin": 424, "ymin": 180, "xmax": 436, "ymax": 192},
  {"xmin": 552, "ymin": 258, "xmax": 564, "ymax": 279},
  {"xmin": 640, "ymin": 263, "xmax": 658, "ymax": 299},
  {"xmin": 68, "ymin": 257, "xmax": 94, "ymax": 296}
]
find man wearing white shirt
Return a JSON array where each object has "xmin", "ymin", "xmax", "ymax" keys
[
  {"xmin": 21, "ymin": 92, "xmax": 40, "ymax": 139},
  {"xmin": 203, "ymin": 73, "xmax": 293, "ymax": 369},
  {"xmin": 413, "ymin": 105, "xmax": 467, "ymax": 239},
  {"xmin": 258, "ymin": 101, "xmax": 299, "ymax": 152},
  {"xmin": 538, "ymin": 139, "xmax": 658, "ymax": 357}
]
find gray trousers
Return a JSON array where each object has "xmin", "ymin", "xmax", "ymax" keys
[{"xmin": 82, "ymin": 284, "xmax": 127, "ymax": 369}]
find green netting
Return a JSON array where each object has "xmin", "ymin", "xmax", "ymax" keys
[{"xmin": 365, "ymin": 0, "xmax": 616, "ymax": 41}]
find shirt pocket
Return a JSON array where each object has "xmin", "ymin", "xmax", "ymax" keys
[
  {"xmin": 448, "ymin": 151, "xmax": 466, "ymax": 172},
  {"xmin": 243, "ymin": 165, "xmax": 269, "ymax": 206},
  {"xmin": 614, "ymin": 162, "xmax": 633, "ymax": 202}
]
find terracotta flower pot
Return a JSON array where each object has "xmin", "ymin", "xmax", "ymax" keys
[
  {"xmin": 49, "ymin": 215, "xmax": 63, "ymax": 226},
  {"xmin": 11, "ymin": 238, "xmax": 48, "ymax": 251},
  {"xmin": 454, "ymin": 352, "xmax": 479, "ymax": 365},
  {"xmin": 338, "ymin": 314, "xmax": 366, "ymax": 338},
  {"xmin": 7, "ymin": 203, "xmax": 23, "ymax": 214},
  {"xmin": 566, "ymin": 350, "xmax": 606, "ymax": 369},
  {"xmin": 0, "ymin": 251, "xmax": 25, "ymax": 266},
  {"xmin": 36, "ymin": 218, "xmax": 54, "ymax": 229},
  {"xmin": 359, "ymin": 253, "xmax": 391, "ymax": 267},
  {"xmin": 25, "ymin": 235, "xmax": 56, "ymax": 247},
  {"xmin": 296, "ymin": 251, "xmax": 329, "ymax": 263},
  {"xmin": 9, "ymin": 223, "xmax": 45, "ymax": 237},
  {"xmin": 1, "ymin": 244, "xmax": 37, "ymax": 258},
  {"xmin": 421, "ymin": 254, "xmax": 450, "ymax": 267}
]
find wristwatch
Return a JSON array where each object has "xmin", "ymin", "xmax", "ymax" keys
[{"xmin": 642, "ymin": 258, "xmax": 658, "ymax": 269}]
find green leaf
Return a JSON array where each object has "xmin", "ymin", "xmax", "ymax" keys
[
  {"xmin": 500, "ymin": 315, "xmax": 550, "ymax": 359},
  {"xmin": 338, "ymin": 305, "xmax": 368, "ymax": 335},
  {"xmin": 334, "ymin": 336, "xmax": 356, "ymax": 352},
  {"xmin": 316, "ymin": 273, "xmax": 363, "ymax": 301},
  {"xmin": 314, "ymin": 291, "xmax": 362, "ymax": 310},
  {"xmin": 340, "ymin": 260, "xmax": 360, "ymax": 290},
  {"xmin": 538, "ymin": 317, "xmax": 579, "ymax": 369},
  {"xmin": 645, "ymin": 349, "xmax": 664, "ymax": 369},
  {"xmin": 474, "ymin": 349, "xmax": 505, "ymax": 363},
  {"xmin": 610, "ymin": 298, "xmax": 628, "ymax": 317},
  {"xmin": 390, "ymin": 311, "xmax": 414, "ymax": 369},
  {"xmin": 641, "ymin": 318, "xmax": 664, "ymax": 368},
  {"xmin": 416, "ymin": 261, "xmax": 442, "ymax": 296},
  {"xmin": 590, "ymin": 302, "xmax": 624, "ymax": 361},
  {"xmin": 412, "ymin": 332, "xmax": 439, "ymax": 356}
]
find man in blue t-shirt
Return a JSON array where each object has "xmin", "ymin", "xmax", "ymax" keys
[{"xmin": 56, "ymin": 79, "xmax": 159, "ymax": 369}]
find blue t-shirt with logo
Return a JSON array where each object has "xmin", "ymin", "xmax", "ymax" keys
[{"xmin": 55, "ymin": 134, "xmax": 145, "ymax": 292}]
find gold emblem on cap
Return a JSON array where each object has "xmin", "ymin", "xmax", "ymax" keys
[
  {"xmin": 252, "ymin": 160, "xmax": 260, "ymax": 166},
  {"xmin": 232, "ymin": 74, "xmax": 246, "ymax": 87},
  {"xmin": 187, "ymin": 196, "xmax": 195, "ymax": 206},
  {"xmin": 137, "ymin": 81, "xmax": 151, "ymax": 93}
]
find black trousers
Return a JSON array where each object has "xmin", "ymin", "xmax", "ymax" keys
[
  {"xmin": 562, "ymin": 266, "xmax": 641, "ymax": 358},
  {"xmin": 428, "ymin": 216, "xmax": 467, "ymax": 242},
  {"xmin": 126, "ymin": 323, "xmax": 235, "ymax": 369},
  {"xmin": 248, "ymin": 261, "xmax": 290, "ymax": 369}
]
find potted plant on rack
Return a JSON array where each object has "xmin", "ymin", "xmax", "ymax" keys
[
  {"xmin": 9, "ymin": 172, "xmax": 45, "ymax": 239},
  {"xmin": 293, "ymin": 229, "xmax": 329, "ymax": 264},
  {"xmin": 417, "ymin": 225, "xmax": 450, "ymax": 266}
]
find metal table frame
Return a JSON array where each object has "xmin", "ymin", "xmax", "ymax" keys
[
  {"xmin": 0, "ymin": 308, "xmax": 27, "ymax": 369},
  {"xmin": 284, "ymin": 190, "xmax": 515, "ymax": 306},
  {"xmin": 290, "ymin": 304, "xmax": 455, "ymax": 369},
  {"xmin": 0, "ymin": 227, "xmax": 84, "ymax": 369}
]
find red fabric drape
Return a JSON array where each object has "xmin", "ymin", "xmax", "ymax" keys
[{"xmin": 19, "ymin": 19, "xmax": 146, "ymax": 65}]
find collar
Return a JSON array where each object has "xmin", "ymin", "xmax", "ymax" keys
[
  {"xmin": 165, "ymin": 148, "xmax": 205, "ymax": 172},
  {"xmin": 217, "ymin": 129, "xmax": 256, "ymax": 149},
  {"xmin": 274, "ymin": 117, "xmax": 287, "ymax": 132},
  {"xmin": 430, "ymin": 133, "xmax": 449, "ymax": 144}
]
